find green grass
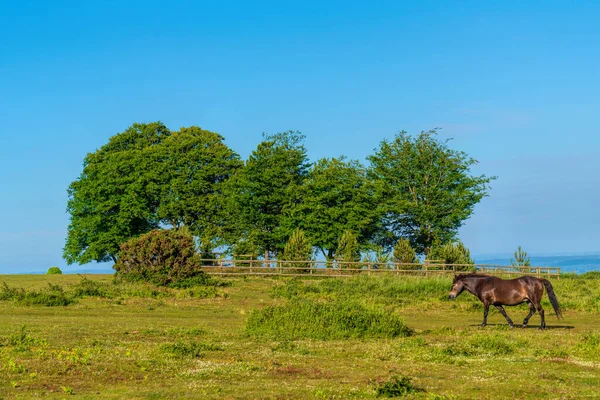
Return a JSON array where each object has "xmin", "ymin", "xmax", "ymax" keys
[{"xmin": 0, "ymin": 273, "xmax": 599, "ymax": 399}]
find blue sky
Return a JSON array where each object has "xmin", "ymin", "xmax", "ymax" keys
[{"xmin": 1, "ymin": 1, "xmax": 599, "ymax": 272}]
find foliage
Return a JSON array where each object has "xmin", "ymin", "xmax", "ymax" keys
[
  {"xmin": 0, "ymin": 282, "xmax": 75, "ymax": 306},
  {"xmin": 281, "ymin": 229, "xmax": 313, "ymax": 273},
  {"xmin": 367, "ymin": 129, "xmax": 495, "ymax": 255},
  {"xmin": 225, "ymin": 131, "xmax": 309, "ymax": 260},
  {"xmin": 64, "ymin": 122, "xmax": 241, "ymax": 265},
  {"xmin": 64, "ymin": 122, "xmax": 169, "ymax": 264},
  {"xmin": 47, "ymin": 266, "xmax": 62, "ymax": 275},
  {"xmin": 160, "ymin": 341, "xmax": 224, "ymax": 358},
  {"xmin": 114, "ymin": 228, "xmax": 203, "ymax": 286},
  {"xmin": 510, "ymin": 245, "xmax": 531, "ymax": 267},
  {"xmin": 245, "ymin": 299, "xmax": 413, "ymax": 340},
  {"xmin": 373, "ymin": 375, "xmax": 423, "ymax": 397},
  {"xmin": 149, "ymin": 126, "xmax": 242, "ymax": 249},
  {"xmin": 285, "ymin": 157, "xmax": 379, "ymax": 260},
  {"xmin": 336, "ymin": 230, "xmax": 361, "ymax": 269},
  {"xmin": 392, "ymin": 238, "xmax": 419, "ymax": 269},
  {"xmin": 428, "ymin": 241, "xmax": 474, "ymax": 271}
]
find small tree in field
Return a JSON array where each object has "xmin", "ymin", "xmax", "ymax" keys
[
  {"xmin": 392, "ymin": 238, "xmax": 419, "ymax": 270},
  {"xmin": 510, "ymin": 246, "xmax": 531, "ymax": 271},
  {"xmin": 336, "ymin": 230, "xmax": 360, "ymax": 269},
  {"xmin": 282, "ymin": 229, "xmax": 313, "ymax": 273},
  {"xmin": 114, "ymin": 228, "xmax": 201, "ymax": 286},
  {"xmin": 428, "ymin": 241, "xmax": 474, "ymax": 271}
]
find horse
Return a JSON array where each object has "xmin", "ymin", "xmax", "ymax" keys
[{"xmin": 448, "ymin": 273, "xmax": 562, "ymax": 329}]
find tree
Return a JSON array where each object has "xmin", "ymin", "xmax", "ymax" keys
[
  {"xmin": 392, "ymin": 238, "xmax": 419, "ymax": 268},
  {"xmin": 225, "ymin": 131, "xmax": 309, "ymax": 262},
  {"xmin": 510, "ymin": 246, "xmax": 531, "ymax": 267},
  {"xmin": 282, "ymin": 229, "xmax": 313, "ymax": 273},
  {"xmin": 428, "ymin": 241, "xmax": 474, "ymax": 271},
  {"xmin": 336, "ymin": 230, "xmax": 361, "ymax": 269},
  {"xmin": 64, "ymin": 122, "xmax": 169, "ymax": 264},
  {"xmin": 64, "ymin": 122, "xmax": 241, "ymax": 265},
  {"xmin": 285, "ymin": 157, "xmax": 379, "ymax": 261},
  {"xmin": 151, "ymin": 126, "xmax": 242, "ymax": 251},
  {"xmin": 368, "ymin": 129, "xmax": 495, "ymax": 255}
]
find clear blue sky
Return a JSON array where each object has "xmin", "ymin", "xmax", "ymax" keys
[{"xmin": 1, "ymin": 1, "xmax": 599, "ymax": 272}]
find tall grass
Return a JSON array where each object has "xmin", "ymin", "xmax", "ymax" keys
[{"xmin": 246, "ymin": 299, "xmax": 413, "ymax": 340}]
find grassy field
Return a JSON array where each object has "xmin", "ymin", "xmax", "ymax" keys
[{"xmin": 1, "ymin": 273, "xmax": 599, "ymax": 399}]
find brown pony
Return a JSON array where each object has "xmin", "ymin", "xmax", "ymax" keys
[{"xmin": 449, "ymin": 273, "xmax": 562, "ymax": 329}]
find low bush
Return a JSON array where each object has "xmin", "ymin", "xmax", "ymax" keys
[
  {"xmin": 245, "ymin": 299, "xmax": 413, "ymax": 340},
  {"xmin": 160, "ymin": 341, "xmax": 224, "ymax": 358},
  {"xmin": 114, "ymin": 228, "xmax": 205, "ymax": 286},
  {"xmin": 47, "ymin": 266, "xmax": 62, "ymax": 275},
  {"xmin": 373, "ymin": 375, "xmax": 423, "ymax": 397}
]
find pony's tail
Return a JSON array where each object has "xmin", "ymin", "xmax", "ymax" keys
[{"xmin": 542, "ymin": 279, "xmax": 562, "ymax": 319}]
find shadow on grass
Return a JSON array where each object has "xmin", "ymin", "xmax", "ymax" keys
[{"xmin": 468, "ymin": 323, "xmax": 575, "ymax": 330}]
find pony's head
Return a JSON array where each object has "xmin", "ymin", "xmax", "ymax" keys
[{"xmin": 449, "ymin": 274, "xmax": 467, "ymax": 299}]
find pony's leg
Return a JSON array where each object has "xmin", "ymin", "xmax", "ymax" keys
[
  {"xmin": 535, "ymin": 301, "xmax": 546, "ymax": 329},
  {"xmin": 522, "ymin": 301, "xmax": 536, "ymax": 328},
  {"xmin": 494, "ymin": 305, "xmax": 514, "ymax": 327},
  {"xmin": 480, "ymin": 302, "xmax": 490, "ymax": 327}
]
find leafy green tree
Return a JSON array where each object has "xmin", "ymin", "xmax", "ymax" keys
[
  {"xmin": 428, "ymin": 241, "xmax": 474, "ymax": 270},
  {"xmin": 336, "ymin": 230, "xmax": 361, "ymax": 269},
  {"xmin": 285, "ymin": 157, "xmax": 379, "ymax": 260},
  {"xmin": 225, "ymin": 131, "xmax": 309, "ymax": 262},
  {"xmin": 282, "ymin": 229, "xmax": 313, "ymax": 272},
  {"xmin": 64, "ymin": 122, "xmax": 168, "ymax": 264},
  {"xmin": 151, "ymin": 126, "xmax": 242, "ymax": 250},
  {"xmin": 64, "ymin": 122, "xmax": 241, "ymax": 265},
  {"xmin": 510, "ymin": 245, "xmax": 531, "ymax": 267},
  {"xmin": 392, "ymin": 238, "xmax": 419, "ymax": 269},
  {"xmin": 367, "ymin": 129, "xmax": 495, "ymax": 255}
]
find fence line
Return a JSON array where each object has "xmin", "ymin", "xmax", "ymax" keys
[{"xmin": 197, "ymin": 258, "xmax": 560, "ymax": 279}]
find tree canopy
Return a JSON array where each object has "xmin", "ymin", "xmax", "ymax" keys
[
  {"xmin": 64, "ymin": 122, "xmax": 241, "ymax": 264},
  {"xmin": 285, "ymin": 157, "xmax": 379, "ymax": 260},
  {"xmin": 368, "ymin": 129, "xmax": 495, "ymax": 255}
]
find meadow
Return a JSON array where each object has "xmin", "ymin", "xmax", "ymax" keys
[{"xmin": 1, "ymin": 273, "xmax": 599, "ymax": 399}]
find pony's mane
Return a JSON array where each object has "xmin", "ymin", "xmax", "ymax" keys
[{"xmin": 453, "ymin": 273, "xmax": 490, "ymax": 283}]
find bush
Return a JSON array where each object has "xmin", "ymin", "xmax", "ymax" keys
[
  {"xmin": 245, "ymin": 299, "xmax": 413, "ymax": 340},
  {"xmin": 47, "ymin": 266, "xmax": 62, "ymax": 275},
  {"xmin": 373, "ymin": 375, "xmax": 423, "ymax": 397},
  {"xmin": 428, "ymin": 241, "xmax": 474, "ymax": 271},
  {"xmin": 282, "ymin": 229, "xmax": 313, "ymax": 273},
  {"xmin": 114, "ymin": 228, "xmax": 204, "ymax": 286},
  {"xmin": 336, "ymin": 230, "xmax": 360, "ymax": 269},
  {"xmin": 2, "ymin": 283, "xmax": 76, "ymax": 306},
  {"xmin": 392, "ymin": 238, "xmax": 419, "ymax": 269}
]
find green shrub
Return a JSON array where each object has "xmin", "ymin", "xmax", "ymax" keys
[
  {"xmin": 428, "ymin": 241, "xmax": 474, "ymax": 271},
  {"xmin": 47, "ymin": 266, "xmax": 62, "ymax": 275},
  {"xmin": 16, "ymin": 283, "xmax": 75, "ymax": 306},
  {"xmin": 282, "ymin": 229, "xmax": 313, "ymax": 273},
  {"xmin": 160, "ymin": 341, "xmax": 223, "ymax": 358},
  {"xmin": 336, "ymin": 230, "xmax": 360, "ymax": 269},
  {"xmin": 114, "ymin": 228, "xmax": 203, "ymax": 286},
  {"xmin": 373, "ymin": 375, "xmax": 423, "ymax": 397},
  {"xmin": 245, "ymin": 299, "xmax": 413, "ymax": 340},
  {"xmin": 71, "ymin": 276, "xmax": 114, "ymax": 298},
  {"xmin": 392, "ymin": 239, "xmax": 419, "ymax": 269}
]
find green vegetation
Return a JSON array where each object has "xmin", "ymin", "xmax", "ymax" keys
[
  {"xmin": 1, "ymin": 273, "xmax": 600, "ymax": 398},
  {"xmin": 337, "ymin": 230, "xmax": 361, "ymax": 268},
  {"xmin": 511, "ymin": 245, "xmax": 531, "ymax": 267},
  {"xmin": 281, "ymin": 229, "xmax": 313, "ymax": 272},
  {"xmin": 428, "ymin": 241, "xmax": 474, "ymax": 270},
  {"xmin": 246, "ymin": 299, "xmax": 413, "ymax": 340},
  {"xmin": 65, "ymin": 125, "xmax": 493, "ymax": 270},
  {"xmin": 114, "ymin": 227, "xmax": 203, "ymax": 286},
  {"xmin": 367, "ymin": 129, "xmax": 495, "ymax": 255},
  {"xmin": 393, "ymin": 238, "xmax": 419, "ymax": 267},
  {"xmin": 46, "ymin": 266, "xmax": 62, "ymax": 275}
]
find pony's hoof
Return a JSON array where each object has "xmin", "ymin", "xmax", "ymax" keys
[
  {"xmin": 538, "ymin": 326, "xmax": 546, "ymax": 330},
  {"xmin": 508, "ymin": 324, "xmax": 514, "ymax": 328},
  {"xmin": 479, "ymin": 324, "xmax": 487, "ymax": 328},
  {"xmin": 521, "ymin": 324, "xmax": 527, "ymax": 329}
]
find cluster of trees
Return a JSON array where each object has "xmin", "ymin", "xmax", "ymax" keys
[{"xmin": 63, "ymin": 122, "xmax": 495, "ymax": 266}]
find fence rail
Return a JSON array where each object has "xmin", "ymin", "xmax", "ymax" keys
[{"xmin": 197, "ymin": 258, "xmax": 560, "ymax": 279}]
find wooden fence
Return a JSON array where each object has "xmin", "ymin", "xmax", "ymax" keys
[{"xmin": 197, "ymin": 258, "xmax": 561, "ymax": 279}]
